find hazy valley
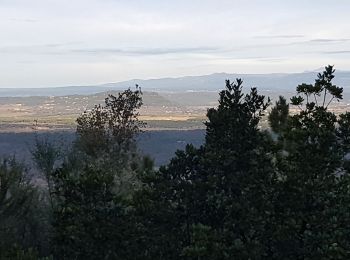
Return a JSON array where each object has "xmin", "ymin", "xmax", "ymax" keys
[
  {"xmin": 1, "ymin": 70, "xmax": 350, "ymax": 133},
  {"xmin": 0, "ymin": 71, "xmax": 349, "ymax": 167}
]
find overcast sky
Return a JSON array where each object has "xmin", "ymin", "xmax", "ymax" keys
[{"xmin": 1, "ymin": 0, "xmax": 350, "ymax": 88}]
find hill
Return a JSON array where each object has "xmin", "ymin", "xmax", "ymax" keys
[{"xmin": 0, "ymin": 70, "xmax": 349, "ymax": 97}]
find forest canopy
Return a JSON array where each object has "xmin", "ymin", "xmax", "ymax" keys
[{"xmin": 1, "ymin": 65, "xmax": 350, "ymax": 259}]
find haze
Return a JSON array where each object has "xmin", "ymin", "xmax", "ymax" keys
[{"xmin": 1, "ymin": 0, "xmax": 350, "ymax": 88}]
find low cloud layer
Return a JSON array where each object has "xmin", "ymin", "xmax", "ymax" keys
[{"xmin": 72, "ymin": 47, "xmax": 219, "ymax": 56}]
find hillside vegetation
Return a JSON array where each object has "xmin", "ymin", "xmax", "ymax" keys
[{"xmin": 2, "ymin": 66, "xmax": 350, "ymax": 259}]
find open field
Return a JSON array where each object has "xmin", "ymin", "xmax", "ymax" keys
[
  {"xmin": 0, "ymin": 116, "xmax": 207, "ymax": 132},
  {"xmin": 0, "ymin": 90, "xmax": 211, "ymax": 132},
  {"xmin": 0, "ymin": 87, "xmax": 349, "ymax": 133}
]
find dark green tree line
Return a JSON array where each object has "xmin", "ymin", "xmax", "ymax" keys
[
  {"xmin": 134, "ymin": 65, "xmax": 350, "ymax": 259},
  {"xmin": 2, "ymin": 65, "xmax": 350, "ymax": 259}
]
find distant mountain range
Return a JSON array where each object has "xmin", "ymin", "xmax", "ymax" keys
[{"xmin": 1, "ymin": 70, "xmax": 350, "ymax": 97}]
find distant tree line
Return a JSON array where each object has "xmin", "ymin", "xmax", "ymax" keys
[{"xmin": 1, "ymin": 65, "xmax": 350, "ymax": 259}]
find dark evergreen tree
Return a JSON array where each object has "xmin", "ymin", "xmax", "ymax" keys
[
  {"xmin": 0, "ymin": 158, "xmax": 49, "ymax": 258},
  {"xmin": 199, "ymin": 80, "xmax": 276, "ymax": 259},
  {"xmin": 52, "ymin": 164, "xmax": 127, "ymax": 259},
  {"xmin": 268, "ymin": 95, "xmax": 289, "ymax": 135},
  {"xmin": 136, "ymin": 79, "xmax": 277, "ymax": 259},
  {"xmin": 272, "ymin": 65, "xmax": 350, "ymax": 259},
  {"xmin": 133, "ymin": 144, "xmax": 206, "ymax": 259}
]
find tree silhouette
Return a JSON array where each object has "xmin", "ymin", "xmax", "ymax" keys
[
  {"xmin": 272, "ymin": 65, "xmax": 350, "ymax": 258},
  {"xmin": 51, "ymin": 87, "xmax": 148, "ymax": 259},
  {"xmin": 136, "ymin": 79, "xmax": 276, "ymax": 259},
  {"xmin": 268, "ymin": 95, "xmax": 289, "ymax": 134}
]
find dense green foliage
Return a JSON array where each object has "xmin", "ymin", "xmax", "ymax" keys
[
  {"xmin": 268, "ymin": 95, "xmax": 289, "ymax": 134},
  {"xmin": 50, "ymin": 87, "xmax": 149, "ymax": 259},
  {"xmin": 0, "ymin": 158, "xmax": 50, "ymax": 259},
  {"xmin": 133, "ymin": 79, "xmax": 277, "ymax": 259},
  {"xmin": 271, "ymin": 66, "xmax": 350, "ymax": 258},
  {"xmin": 2, "ymin": 66, "xmax": 350, "ymax": 259}
]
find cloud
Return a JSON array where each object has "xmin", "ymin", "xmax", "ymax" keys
[
  {"xmin": 255, "ymin": 57, "xmax": 287, "ymax": 62},
  {"xmin": 8, "ymin": 18, "xmax": 37, "ymax": 23},
  {"xmin": 71, "ymin": 47, "xmax": 219, "ymax": 56},
  {"xmin": 322, "ymin": 50, "xmax": 350, "ymax": 54},
  {"xmin": 308, "ymin": 38, "xmax": 350, "ymax": 43},
  {"xmin": 249, "ymin": 38, "xmax": 350, "ymax": 49},
  {"xmin": 0, "ymin": 42, "xmax": 83, "ymax": 53},
  {"xmin": 43, "ymin": 42, "xmax": 83, "ymax": 48},
  {"xmin": 254, "ymin": 35, "xmax": 304, "ymax": 39}
]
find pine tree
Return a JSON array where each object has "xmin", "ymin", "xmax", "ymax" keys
[
  {"xmin": 136, "ymin": 79, "xmax": 277, "ymax": 259},
  {"xmin": 268, "ymin": 95, "xmax": 289, "ymax": 135},
  {"xmin": 273, "ymin": 65, "xmax": 350, "ymax": 259}
]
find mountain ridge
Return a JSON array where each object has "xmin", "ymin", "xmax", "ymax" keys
[{"xmin": 0, "ymin": 70, "xmax": 349, "ymax": 97}]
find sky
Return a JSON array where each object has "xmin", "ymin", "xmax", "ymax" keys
[{"xmin": 1, "ymin": 0, "xmax": 350, "ymax": 88}]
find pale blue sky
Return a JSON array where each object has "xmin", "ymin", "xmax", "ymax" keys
[{"xmin": 1, "ymin": 0, "xmax": 350, "ymax": 87}]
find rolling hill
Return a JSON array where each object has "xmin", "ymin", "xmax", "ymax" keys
[{"xmin": 0, "ymin": 70, "xmax": 349, "ymax": 97}]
